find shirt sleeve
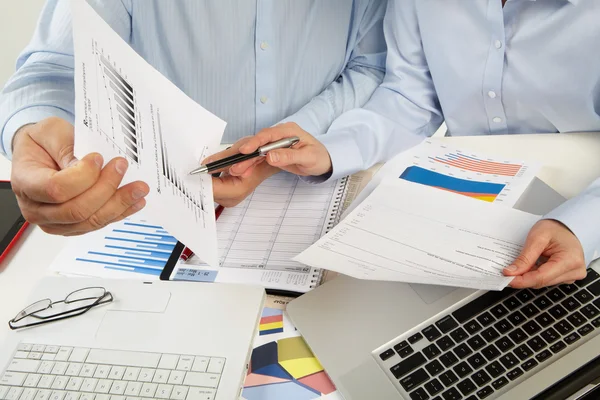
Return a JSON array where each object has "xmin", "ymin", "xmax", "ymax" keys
[
  {"xmin": 544, "ymin": 179, "xmax": 600, "ymax": 266},
  {"xmin": 0, "ymin": 0, "xmax": 132, "ymax": 159},
  {"xmin": 278, "ymin": 0, "xmax": 387, "ymax": 137},
  {"xmin": 318, "ymin": 0, "xmax": 444, "ymax": 181}
]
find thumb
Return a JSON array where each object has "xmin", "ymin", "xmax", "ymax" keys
[
  {"xmin": 267, "ymin": 148, "xmax": 315, "ymax": 169},
  {"xmin": 28, "ymin": 118, "xmax": 78, "ymax": 169},
  {"xmin": 504, "ymin": 235, "xmax": 548, "ymax": 276}
]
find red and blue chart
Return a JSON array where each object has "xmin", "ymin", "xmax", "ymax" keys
[{"xmin": 259, "ymin": 308, "xmax": 285, "ymax": 336}]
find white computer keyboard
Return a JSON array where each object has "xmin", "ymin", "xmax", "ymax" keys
[{"xmin": 0, "ymin": 343, "xmax": 226, "ymax": 400}]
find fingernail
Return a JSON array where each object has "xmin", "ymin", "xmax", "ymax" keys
[
  {"xmin": 269, "ymin": 152, "xmax": 279, "ymax": 163},
  {"xmin": 94, "ymin": 155, "xmax": 103, "ymax": 168},
  {"xmin": 116, "ymin": 159, "xmax": 128, "ymax": 175},
  {"xmin": 505, "ymin": 265, "xmax": 518, "ymax": 272},
  {"xmin": 132, "ymin": 200, "xmax": 146, "ymax": 210},
  {"xmin": 132, "ymin": 188, "xmax": 148, "ymax": 200}
]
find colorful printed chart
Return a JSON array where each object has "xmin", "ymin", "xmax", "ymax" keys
[
  {"xmin": 243, "ymin": 337, "xmax": 336, "ymax": 400},
  {"xmin": 430, "ymin": 152, "xmax": 524, "ymax": 177},
  {"xmin": 259, "ymin": 308, "xmax": 284, "ymax": 336},
  {"xmin": 400, "ymin": 166, "xmax": 505, "ymax": 202}
]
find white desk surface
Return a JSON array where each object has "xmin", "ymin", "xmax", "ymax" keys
[{"xmin": 1, "ymin": 132, "xmax": 599, "ymax": 346}]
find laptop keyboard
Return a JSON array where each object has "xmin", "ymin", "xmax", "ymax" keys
[
  {"xmin": 0, "ymin": 345, "xmax": 226, "ymax": 400},
  {"xmin": 376, "ymin": 268, "xmax": 600, "ymax": 400}
]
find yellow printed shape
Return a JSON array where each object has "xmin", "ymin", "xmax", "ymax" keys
[
  {"xmin": 260, "ymin": 321, "xmax": 284, "ymax": 331},
  {"xmin": 473, "ymin": 195, "xmax": 496, "ymax": 202},
  {"xmin": 277, "ymin": 337, "xmax": 324, "ymax": 379}
]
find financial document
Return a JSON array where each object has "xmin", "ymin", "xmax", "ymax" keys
[
  {"xmin": 71, "ymin": 0, "xmax": 225, "ymax": 266},
  {"xmin": 345, "ymin": 139, "xmax": 539, "ymax": 216},
  {"xmin": 295, "ymin": 179, "xmax": 541, "ymax": 291}
]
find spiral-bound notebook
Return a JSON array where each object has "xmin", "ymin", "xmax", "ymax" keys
[{"xmin": 160, "ymin": 172, "xmax": 349, "ymax": 295}]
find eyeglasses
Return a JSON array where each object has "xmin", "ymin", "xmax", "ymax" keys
[{"xmin": 8, "ymin": 287, "xmax": 113, "ymax": 330}]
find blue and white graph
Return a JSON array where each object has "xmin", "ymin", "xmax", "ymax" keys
[{"xmin": 50, "ymin": 217, "xmax": 176, "ymax": 279}]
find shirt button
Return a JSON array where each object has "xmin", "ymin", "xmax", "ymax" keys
[
  {"xmin": 260, "ymin": 96, "xmax": 268, "ymax": 104},
  {"xmin": 260, "ymin": 42, "xmax": 268, "ymax": 50},
  {"xmin": 494, "ymin": 40, "xmax": 503, "ymax": 49},
  {"xmin": 492, "ymin": 117, "xmax": 502, "ymax": 123},
  {"xmin": 488, "ymin": 91, "xmax": 497, "ymax": 99}
]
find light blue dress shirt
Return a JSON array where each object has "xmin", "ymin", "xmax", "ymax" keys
[
  {"xmin": 0, "ymin": 0, "xmax": 387, "ymax": 159},
  {"xmin": 323, "ymin": 0, "xmax": 600, "ymax": 264}
]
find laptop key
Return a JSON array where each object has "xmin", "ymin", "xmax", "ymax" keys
[
  {"xmin": 490, "ymin": 304, "xmax": 509, "ymax": 319},
  {"xmin": 379, "ymin": 349, "xmax": 395, "ymax": 361},
  {"xmin": 454, "ymin": 344, "xmax": 473, "ymax": 360},
  {"xmin": 567, "ymin": 312, "xmax": 587, "ymax": 328},
  {"xmin": 492, "ymin": 376, "xmax": 509, "ymax": 390},
  {"xmin": 521, "ymin": 304, "xmax": 540, "ymax": 318},
  {"xmin": 495, "ymin": 337, "xmax": 514, "ymax": 353},
  {"xmin": 476, "ymin": 386, "xmax": 494, "ymax": 399},
  {"xmin": 578, "ymin": 324, "xmax": 594, "ymax": 337},
  {"xmin": 554, "ymin": 320, "xmax": 574, "ymax": 336},
  {"xmin": 506, "ymin": 311, "xmax": 526, "ymax": 327},
  {"xmin": 581, "ymin": 304, "xmax": 599, "ymax": 320},
  {"xmin": 470, "ymin": 370, "xmax": 491, "ymax": 387},
  {"xmin": 540, "ymin": 327, "xmax": 560, "ymax": 343},
  {"xmin": 522, "ymin": 358, "xmax": 538, "ymax": 372},
  {"xmin": 481, "ymin": 345, "xmax": 500, "ymax": 361},
  {"xmin": 535, "ymin": 349, "xmax": 552, "ymax": 363},
  {"xmin": 535, "ymin": 312, "xmax": 555, "ymax": 328},
  {"xmin": 437, "ymin": 336, "xmax": 456, "ymax": 352},
  {"xmin": 559, "ymin": 284, "xmax": 578, "ymax": 295},
  {"xmin": 575, "ymin": 269, "xmax": 599, "ymax": 287},
  {"xmin": 548, "ymin": 304, "xmax": 568, "ymax": 320},
  {"xmin": 394, "ymin": 341, "xmax": 414, "ymax": 358},
  {"xmin": 464, "ymin": 320, "xmax": 482, "ymax": 335},
  {"xmin": 440, "ymin": 352, "xmax": 459, "ymax": 368},
  {"xmin": 503, "ymin": 297, "xmax": 522, "ymax": 311},
  {"xmin": 452, "ymin": 289, "xmax": 515, "ymax": 324},
  {"xmin": 390, "ymin": 352, "xmax": 427, "ymax": 379},
  {"xmin": 423, "ymin": 325, "xmax": 442, "ymax": 342},
  {"xmin": 450, "ymin": 328, "xmax": 468, "ymax": 343},
  {"xmin": 533, "ymin": 296, "xmax": 551, "ymax": 310},
  {"xmin": 499, "ymin": 353, "xmax": 519, "ymax": 370},
  {"xmin": 466, "ymin": 353, "xmax": 486, "ymax": 370},
  {"xmin": 547, "ymin": 288, "xmax": 566, "ymax": 302},
  {"xmin": 506, "ymin": 367, "xmax": 524, "ymax": 381},
  {"xmin": 485, "ymin": 361, "xmax": 506, "ymax": 378},
  {"xmin": 424, "ymin": 378, "xmax": 444, "ymax": 396},
  {"xmin": 476, "ymin": 312, "xmax": 496, "ymax": 327},
  {"xmin": 467, "ymin": 335, "xmax": 486, "ymax": 351},
  {"xmin": 493, "ymin": 319, "xmax": 513, "ymax": 335},
  {"xmin": 593, "ymin": 317, "xmax": 600, "ymax": 328},
  {"xmin": 436, "ymin": 316, "xmax": 459, "ymax": 334},
  {"xmin": 400, "ymin": 368, "xmax": 429, "ymax": 391},
  {"xmin": 574, "ymin": 289, "xmax": 593, "ymax": 305},
  {"xmin": 516, "ymin": 289, "xmax": 534, "ymax": 303},
  {"xmin": 453, "ymin": 361, "xmax": 473, "ymax": 379},
  {"xmin": 550, "ymin": 340, "xmax": 566, "ymax": 354},
  {"xmin": 441, "ymin": 387, "xmax": 462, "ymax": 400},
  {"xmin": 527, "ymin": 336, "xmax": 547, "ymax": 352},
  {"xmin": 439, "ymin": 370, "xmax": 459, "ymax": 387},
  {"xmin": 508, "ymin": 328, "xmax": 527, "ymax": 344},
  {"xmin": 514, "ymin": 344, "xmax": 533, "ymax": 361},
  {"xmin": 564, "ymin": 332, "xmax": 580, "ymax": 345},
  {"xmin": 523, "ymin": 320, "xmax": 542, "ymax": 336},
  {"xmin": 409, "ymin": 333, "xmax": 424, "ymax": 344},
  {"xmin": 425, "ymin": 360, "xmax": 444, "ymax": 376},
  {"xmin": 481, "ymin": 327, "xmax": 500, "ymax": 343},
  {"xmin": 562, "ymin": 298, "xmax": 581, "ymax": 312},
  {"xmin": 457, "ymin": 378, "xmax": 476, "ymax": 395},
  {"xmin": 409, "ymin": 387, "xmax": 430, "ymax": 400},
  {"xmin": 423, "ymin": 344, "xmax": 441, "ymax": 360},
  {"xmin": 588, "ymin": 280, "xmax": 600, "ymax": 296}
]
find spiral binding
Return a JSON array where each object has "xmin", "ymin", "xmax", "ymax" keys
[{"xmin": 309, "ymin": 176, "xmax": 350, "ymax": 288}]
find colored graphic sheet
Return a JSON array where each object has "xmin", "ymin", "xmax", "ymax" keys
[{"xmin": 260, "ymin": 308, "xmax": 284, "ymax": 336}]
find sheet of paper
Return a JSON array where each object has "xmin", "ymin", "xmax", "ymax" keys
[
  {"xmin": 295, "ymin": 179, "xmax": 541, "ymax": 291},
  {"xmin": 345, "ymin": 139, "xmax": 540, "ymax": 216},
  {"xmin": 71, "ymin": 0, "xmax": 225, "ymax": 266}
]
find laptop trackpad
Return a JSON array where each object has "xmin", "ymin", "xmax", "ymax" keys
[
  {"xmin": 110, "ymin": 286, "xmax": 171, "ymax": 312},
  {"xmin": 410, "ymin": 283, "xmax": 457, "ymax": 304}
]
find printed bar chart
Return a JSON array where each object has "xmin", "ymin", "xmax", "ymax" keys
[{"xmin": 430, "ymin": 153, "xmax": 524, "ymax": 177}]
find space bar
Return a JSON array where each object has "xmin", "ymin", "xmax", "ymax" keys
[
  {"xmin": 452, "ymin": 288, "xmax": 516, "ymax": 323},
  {"xmin": 86, "ymin": 349, "xmax": 161, "ymax": 368}
]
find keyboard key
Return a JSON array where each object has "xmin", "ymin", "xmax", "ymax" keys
[
  {"xmin": 562, "ymin": 298, "xmax": 581, "ymax": 312},
  {"xmin": 492, "ymin": 376, "xmax": 509, "ymax": 390},
  {"xmin": 109, "ymin": 380, "xmax": 126, "ymax": 395},
  {"xmin": 425, "ymin": 378, "xmax": 444, "ymax": 396},
  {"xmin": 548, "ymin": 304, "xmax": 568, "ymax": 320},
  {"xmin": 535, "ymin": 349, "xmax": 552, "ymax": 363},
  {"xmin": 0, "ymin": 371, "xmax": 27, "ymax": 386},
  {"xmin": 541, "ymin": 327, "xmax": 560, "ymax": 344},
  {"xmin": 533, "ymin": 296, "xmax": 552, "ymax": 310},
  {"xmin": 477, "ymin": 312, "xmax": 496, "ymax": 327},
  {"xmin": 495, "ymin": 337, "xmax": 515, "ymax": 352},
  {"xmin": 425, "ymin": 360, "xmax": 444, "ymax": 376},
  {"xmin": 6, "ymin": 359, "xmax": 41, "ymax": 373},
  {"xmin": 481, "ymin": 345, "xmax": 500, "ymax": 361},
  {"xmin": 191, "ymin": 357, "xmax": 209, "ymax": 373},
  {"xmin": 157, "ymin": 355, "xmax": 179, "ymax": 370},
  {"xmin": 379, "ymin": 349, "xmax": 395, "ymax": 361},
  {"xmin": 155, "ymin": 383, "xmax": 173, "ymax": 399},
  {"xmin": 481, "ymin": 327, "xmax": 500, "ymax": 343},
  {"xmin": 87, "ymin": 350, "xmax": 160, "ymax": 369},
  {"xmin": 527, "ymin": 336, "xmax": 547, "ymax": 352},
  {"xmin": 454, "ymin": 343, "xmax": 473, "ymax": 360},
  {"xmin": 470, "ymin": 370, "xmax": 491, "ymax": 387},
  {"xmin": 457, "ymin": 378, "xmax": 476, "ymax": 396},
  {"xmin": 394, "ymin": 341, "xmax": 414, "ymax": 358},
  {"xmin": 80, "ymin": 364, "xmax": 98, "ymax": 378},
  {"xmin": 503, "ymin": 297, "xmax": 522, "ymax": 311},
  {"xmin": 450, "ymin": 328, "xmax": 468, "ymax": 343},
  {"xmin": 453, "ymin": 289, "xmax": 516, "ymax": 324},
  {"xmin": 466, "ymin": 335, "xmax": 485, "ymax": 351},
  {"xmin": 476, "ymin": 386, "xmax": 494, "ymax": 399},
  {"xmin": 595, "ymin": 298, "xmax": 600, "ymax": 310},
  {"xmin": 506, "ymin": 367, "xmax": 524, "ymax": 381},
  {"xmin": 440, "ymin": 352, "xmax": 459, "ymax": 368},
  {"xmin": 437, "ymin": 336, "xmax": 456, "ymax": 352},
  {"xmin": 138, "ymin": 368, "xmax": 155, "ymax": 382},
  {"xmin": 499, "ymin": 353, "xmax": 519, "ymax": 369},
  {"xmin": 436, "ymin": 316, "xmax": 459, "ymax": 334},
  {"xmin": 51, "ymin": 376, "xmax": 69, "ymax": 390},
  {"xmin": 554, "ymin": 320, "xmax": 575, "ymax": 336},
  {"xmin": 491, "ymin": 304, "xmax": 509, "ymax": 319},
  {"xmin": 523, "ymin": 320, "xmax": 542, "ymax": 335},
  {"xmin": 69, "ymin": 348, "xmax": 89, "ymax": 363},
  {"xmin": 522, "ymin": 358, "xmax": 538, "ymax": 372},
  {"xmin": 466, "ymin": 353, "xmax": 486, "ymax": 370},
  {"xmin": 140, "ymin": 382, "xmax": 158, "ymax": 397},
  {"xmin": 567, "ymin": 312, "xmax": 587, "ymax": 328},
  {"xmin": 593, "ymin": 317, "xmax": 600, "ymax": 328},
  {"xmin": 508, "ymin": 328, "xmax": 527, "ymax": 344},
  {"xmin": 535, "ymin": 312, "xmax": 555, "ymax": 328},
  {"xmin": 485, "ymin": 361, "xmax": 506, "ymax": 378},
  {"xmin": 516, "ymin": 289, "xmax": 534, "ymax": 303},
  {"xmin": 464, "ymin": 320, "xmax": 482, "ymax": 335},
  {"xmin": 409, "ymin": 333, "xmax": 424, "ymax": 344},
  {"xmin": 565, "ymin": 332, "xmax": 581, "ymax": 345},
  {"xmin": 176, "ymin": 356, "xmax": 194, "ymax": 372},
  {"xmin": 514, "ymin": 344, "xmax": 533, "ymax": 361},
  {"xmin": 400, "ymin": 368, "xmax": 429, "ymax": 391},
  {"xmin": 452, "ymin": 361, "xmax": 473, "ymax": 378},
  {"xmin": 152, "ymin": 370, "xmax": 170, "ymax": 384},
  {"xmin": 183, "ymin": 372, "xmax": 220, "ymax": 389},
  {"xmin": 171, "ymin": 385, "xmax": 189, "ymax": 400},
  {"xmin": 390, "ymin": 353, "xmax": 427, "ymax": 379},
  {"xmin": 409, "ymin": 387, "xmax": 430, "ymax": 400},
  {"xmin": 423, "ymin": 344, "xmax": 441, "ymax": 360},
  {"xmin": 588, "ymin": 280, "xmax": 600, "ymax": 296},
  {"xmin": 108, "ymin": 366, "xmax": 126, "ymax": 380},
  {"xmin": 575, "ymin": 269, "xmax": 600, "ymax": 287},
  {"xmin": 494, "ymin": 319, "xmax": 513, "ymax": 335},
  {"xmin": 423, "ymin": 325, "xmax": 442, "ymax": 342},
  {"xmin": 439, "ymin": 370, "xmax": 459, "ymax": 387},
  {"xmin": 521, "ymin": 304, "xmax": 540, "ymax": 318},
  {"xmin": 186, "ymin": 387, "xmax": 216, "ymax": 400},
  {"xmin": 575, "ymin": 289, "xmax": 594, "ymax": 304},
  {"xmin": 547, "ymin": 288, "xmax": 566, "ymax": 302},
  {"xmin": 550, "ymin": 341, "xmax": 567, "ymax": 354},
  {"xmin": 167, "ymin": 370, "xmax": 186, "ymax": 385},
  {"xmin": 581, "ymin": 304, "xmax": 600, "ymax": 320},
  {"xmin": 441, "ymin": 387, "xmax": 462, "ymax": 400},
  {"xmin": 578, "ymin": 324, "xmax": 594, "ymax": 336},
  {"xmin": 560, "ymin": 284, "xmax": 579, "ymax": 295},
  {"xmin": 506, "ymin": 311, "xmax": 526, "ymax": 327}
]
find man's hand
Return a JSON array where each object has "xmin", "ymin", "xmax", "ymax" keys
[
  {"xmin": 504, "ymin": 219, "xmax": 587, "ymax": 288},
  {"xmin": 10, "ymin": 117, "xmax": 149, "ymax": 236}
]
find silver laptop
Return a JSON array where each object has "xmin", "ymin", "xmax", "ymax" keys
[
  {"xmin": 0, "ymin": 277, "xmax": 265, "ymax": 400},
  {"xmin": 288, "ymin": 179, "xmax": 600, "ymax": 399}
]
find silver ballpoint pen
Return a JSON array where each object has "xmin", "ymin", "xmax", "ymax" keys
[{"xmin": 189, "ymin": 136, "xmax": 300, "ymax": 175}]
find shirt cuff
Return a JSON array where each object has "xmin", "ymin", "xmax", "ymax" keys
[
  {"xmin": 544, "ymin": 192, "xmax": 600, "ymax": 266},
  {"xmin": 1, "ymin": 106, "xmax": 74, "ymax": 159}
]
